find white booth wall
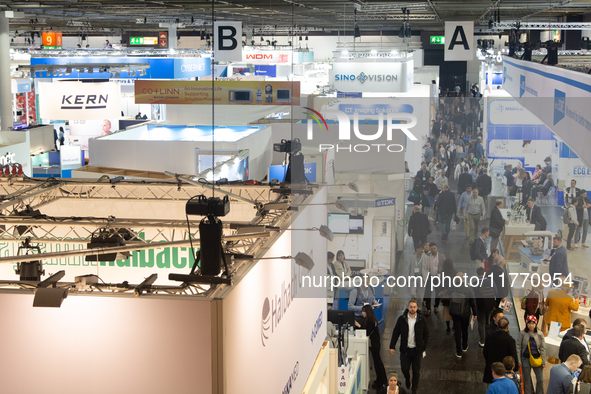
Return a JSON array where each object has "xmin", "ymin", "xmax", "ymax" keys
[
  {"xmin": 0, "ymin": 293, "xmax": 213, "ymax": 394},
  {"xmin": 222, "ymin": 187, "xmax": 328, "ymax": 394},
  {"xmin": 89, "ymin": 124, "xmax": 273, "ymax": 180}
]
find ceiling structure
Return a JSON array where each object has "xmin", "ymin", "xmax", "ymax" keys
[{"xmin": 3, "ymin": 0, "xmax": 591, "ymax": 34}]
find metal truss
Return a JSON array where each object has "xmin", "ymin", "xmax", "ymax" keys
[
  {"xmin": 489, "ymin": 21, "xmax": 591, "ymax": 30},
  {"xmin": 359, "ymin": 3, "xmax": 430, "ymax": 12},
  {"xmin": 335, "ymin": 41, "xmax": 421, "ymax": 50},
  {"xmin": 337, "ymin": 14, "xmax": 436, "ymax": 20}
]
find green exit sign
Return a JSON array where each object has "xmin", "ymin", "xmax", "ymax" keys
[
  {"xmin": 130, "ymin": 37, "xmax": 144, "ymax": 45},
  {"xmin": 430, "ymin": 36, "xmax": 445, "ymax": 45}
]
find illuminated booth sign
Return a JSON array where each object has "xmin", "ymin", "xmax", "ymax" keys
[
  {"xmin": 42, "ymin": 31, "xmax": 62, "ymax": 49},
  {"xmin": 330, "ymin": 60, "xmax": 414, "ymax": 93}
]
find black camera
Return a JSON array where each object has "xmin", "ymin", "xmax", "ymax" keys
[
  {"xmin": 186, "ymin": 195, "xmax": 230, "ymax": 217},
  {"xmin": 273, "ymin": 138, "xmax": 301, "ymax": 153}
]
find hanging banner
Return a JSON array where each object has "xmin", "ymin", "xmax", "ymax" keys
[
  {"xmin": 444, "ymin": 21, "xmax": 474, "ymax": 61},
  {"xmin": 134, "ymin": 80, "xmax": 300, "ymax": 105},
  {"xmin": 330, "ymin": 60, "xmax": 414, "ymax": 93},
  {"xmin": 214, "ymin": 21, "xmax": 242, "ymax": 62},
  {"xmin": 38, "ymin": 81, "xmax": 121, "ymax": 120},
  {"xmin": 158, "ymin": 32, "xmax": 168, "ymax": 48}
]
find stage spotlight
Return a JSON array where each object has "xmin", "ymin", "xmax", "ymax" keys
[
  {"xmin": 33, "ymin": 287, "xmax": 68, "ymax": 307},
  {"xmin": 294, "ymin": 252, "xmax": 314, "ymax": 270}
]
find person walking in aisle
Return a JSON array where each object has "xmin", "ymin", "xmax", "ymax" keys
[
  {"xmin": 464, "ymin": 188, "xmax": 486, "ymax": 242},
  {"xmin": 474, "ymin": 227, "xmax": 489, "ymax": 269},
  {"xmin": 424, "ymin": 243, "xmax": 445, "ymax": 315},
  {"xmin": 549, "ymin": 236, "xmax": 570, "ymax": 281},
  {"xmin": 449, "ymin": 272, "xmax": 478, "ymax": 358},
  {"xmin": 355, "ymin": 305, "xmax": 388, "ymax": 389},
  {"xmin": 437, "ymin": 184, "xmax": 457, "ymax": 240},
  {"xmin": 389, "ymin": 299, "xmax": 429, "ymax": 394},
  {"xmin": 408, "ymin": 245, "xmax": 429, "ymax": 307},
  {"xmin": 483, "ymin": 317, "xmax": 519, "ymax": 384},
  {"xmin": 458, "ymin": 184, "xmax": 473, "ymax": 240},
  {"xmin": 474, "ymin": 267, "xmax": 497, "ymax": 347},
  {"xmin": 489, "ymin": 200, "xmax": 508, "ymax": 251},
  {"xmin": 379, "ymin": 372, "xmax": 408, "ymax": 394},
  {"xmin": 516, "ymin": 315, "xmax": 546, "ymax": 394},
  {"xmin": 407, "ymin": 205, "xmax": 431, "ymax": 249}
]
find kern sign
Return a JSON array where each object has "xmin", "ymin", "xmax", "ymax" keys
[{"xmin": 38, "ymin": 81, "xmax": 121, "ymax": 120}]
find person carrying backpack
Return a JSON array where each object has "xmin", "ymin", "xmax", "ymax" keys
[{"xmin": 449, "ymin": 272, "xmax": 478, "ymax": 358}]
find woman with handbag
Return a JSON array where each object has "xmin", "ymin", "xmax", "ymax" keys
[
  {"xmin": 408, "ymin": 178, "xmax": 424, "ymax": 206},
  {"xmin": 516, "ymin": 316, "xmax": 546, "ymax": 394}
]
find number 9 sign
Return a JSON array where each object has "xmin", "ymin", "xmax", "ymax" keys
[{"xmin": 42, "ymin": 32, "xmax": 56, "ymax": 47}]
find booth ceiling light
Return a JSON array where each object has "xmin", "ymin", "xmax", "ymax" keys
[
  {"xmin": 294, "ymin": 252, "xmax": 314, "ymax": 270},
  {"xmin": 335, "ymin": 200, "xmax": 347, "ymax": 212}
]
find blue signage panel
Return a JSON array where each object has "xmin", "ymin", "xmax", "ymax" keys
[
  {"xmin": 31, "ymin": 57, "xmax": 211, "ymax": 80},
  {"xmin": 375, "ymin": 198, "xmax": 395, "ymax": 208},
  {"xmin": 254, "ymin": 65, "xmax": 277, "ymax": 77},
  {"xmin": 173, "ymin": 58, "xmax": 211, "ymax": 79}
]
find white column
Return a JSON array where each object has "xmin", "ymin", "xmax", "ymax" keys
[
  {"xmin": 168, "ymin": 24, "xmax": 177, "ymax": 49},
  {"xmin": 0, "ymin": 15, "xmax": 13, "ymax": 129}
]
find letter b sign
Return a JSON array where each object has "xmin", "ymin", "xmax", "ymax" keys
[{"xmin": 214, "ymin": 21, "xmax": 242, "ymax": 62}]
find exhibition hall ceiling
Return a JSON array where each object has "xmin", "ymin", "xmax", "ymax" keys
[{"xmin": 3, "ymin": 0, "xmax": 591, "ymax": 33}]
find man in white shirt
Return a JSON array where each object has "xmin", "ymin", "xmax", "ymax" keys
[
  {"xmin": 458, "ymin": 185, "xmax": 473, "ymax": 240},
  {"xmin": 464, "ymin": 188, "xmax": 486, "ymax": 242},
  {"xmin": 434, "ymin": 169, "xmax": 448, "ymax": 192}
]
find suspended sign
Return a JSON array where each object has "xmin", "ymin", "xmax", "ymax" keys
[
  {"xmin": 444, "ymin": 21, "xmax": 474, "ymax": 61},
  {"xmin": 158, "ymin": 32, "xmax": 168, "ymax": 48},
  {"xmin": 42, "ymin": 31, "xmax": 62, "ymax": 49},
  {"xmin": 213, "ymin": 21, "xmax": 242, "ymax": 62},
  {"xmin": 38, "ymin": 81, "xmax": 121, "ymax": 120}
]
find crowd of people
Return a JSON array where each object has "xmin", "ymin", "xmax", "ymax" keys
[{"xmin": 328, "ymin": 94, "xmax": 591, "ymax": 394}]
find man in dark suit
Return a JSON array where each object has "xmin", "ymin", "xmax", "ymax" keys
[
  {"xmin": 457, "ymin": 166, "xmax": 473, "ymax": 195},
  {"xmin": 558, "ymin": 325, "xmax": 590, "ymax": 365},
  {"xmin": 437, "ymin": 184, "xmax": 457, "ymax": 240},
  {"xmin": 526, "ymin": 198, "xmax": 547, "ymax": 231},
  {"xmin": 416, "ymin": 162, "xmax": 431, "ymax": 188},
  {"xmin": 548, "ymin": 236, "xmax": 569, "ymax": 282},
  {"xmin": 476, "ymin": 169, "xmax": 492, "ymax": 202},
  {"xmin": 483, "ymin": 317, "xmax": 518, "ymax": 384},
  {"xmin": 408, "ymin": 205, "xmax": 430, "ymax": 249},
  {"xmin": 327, "ymin": 252, "xmax": 336, "ymax": 277}
]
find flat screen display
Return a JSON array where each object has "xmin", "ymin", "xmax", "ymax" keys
[
  {"xmin": 328, "ymin": 213, "xmax": 349, "ymax": 234},
  {"xmin": 349, "ymin": 215, "xmax": 364, "ymax": 234},
  {"xmin": 234, "ymin": 91, "xmax": 251, "ymax": 101}
]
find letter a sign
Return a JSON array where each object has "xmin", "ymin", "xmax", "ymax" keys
[
  {"xmin": 444, "ymin": 22, "xmax": 474, "ymax": 61},
  {"xmin": 214, "ymin": 21, "xmax": 242, "ymax": 62}
]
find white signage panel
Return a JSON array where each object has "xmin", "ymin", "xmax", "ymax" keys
[
  {"xmin": 502, "ymin": 56, "xmax": 591, "ymax": 168},
  {"xmin": 38, "ymin": 81, "xmax": 121, "ymax": 120},
  {"xmin": 241, "ymin": 50, "xmax": 293, "ymax": 64},
  {"xmin": 444, "ymin": 21, "xmax": 474, "ymax": 61},
  {"xmin": 214, "ymin": 21, "xmax": 242, "ymax": 62},
  {"xmin": 330, "ymin": 60, "xmax": 413, "ymax": 93}
]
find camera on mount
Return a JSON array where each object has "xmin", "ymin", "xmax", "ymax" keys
[
  {"xmin": 273, "ymin": 138, "xmax": 301, "ymax": 153},
  {"xmin": 186, "ymin": 195, "xmax": 230, "ymax": 217}
]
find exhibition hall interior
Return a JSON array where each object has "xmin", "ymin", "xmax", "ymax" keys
[{"xmin": 2, "ymin": 0, "xmax": 591, "ymax": 393}]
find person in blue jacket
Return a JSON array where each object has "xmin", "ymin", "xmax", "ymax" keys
[{"xmin": 487, "ymin": 362, "xmax": 519, "ymax": 394}]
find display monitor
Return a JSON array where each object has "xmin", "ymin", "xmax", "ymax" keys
[
  {"xmin": 327, "ymin": 309, "xmax": 356, "ymax": 327},
  {"xmin": 275, "ymin": 88, "xmax": 291, "ymax": 103},
  {"xmin": 328, "ymin": 213, "xmax": 349, "ymax": 234},
  {"xmin": 349, "ymin": 215, "xmax": 364, "ymax": 235}
]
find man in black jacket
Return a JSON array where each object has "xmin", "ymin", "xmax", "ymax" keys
[
  {"xmin": 437, "ymin": 184, "xmax": 457, "ymax": 240},
  {"xmin": 526, "ymin": 198, "xmax": 547, "ymax": 231},
  {"xmin": 489, "ymin": 200, "xmax": 508, "ymax": 251},
  {"xmin": 559, "ymin": 325, "xmax": 590, "ymax": 365},
  {"xmin": 390, "ymin": 299, "xmax": 429, "ymax": 394},
  {"xmin": 449, "ymin": 272, "xmax": 478, "ymax": 358},
  {"xmin": 476, "ymin": 169, "xmax": 492, "ymax": 204},
  {"xmin": 474, "ymin": 227, "xmax": 489, "ymax": 269},
  {"xmin": 489, "ymin": 256, "xmax": 509, "ymax": 307},
  {"xmin": 408, "ymin": 205, "xmax": 430, "ymax": 249},
  {"xmin": 575, "ymin": 190, "xmax": 591, "ymax": 248},
  {"xmin": 483, "ymin": 317, "xmax": 518, "ymax": 383},
  {"xmin": 416, "ymin": 162, "xmax": 431, "ymax": 188},
  {"xmin": 457, "ymin": 166, "xmax": 473, "ymax": 195}
]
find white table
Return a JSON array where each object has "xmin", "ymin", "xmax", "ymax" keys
[{"xmin": 347, "ymin": 332, "xmax": 369, "ymax": 392}]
